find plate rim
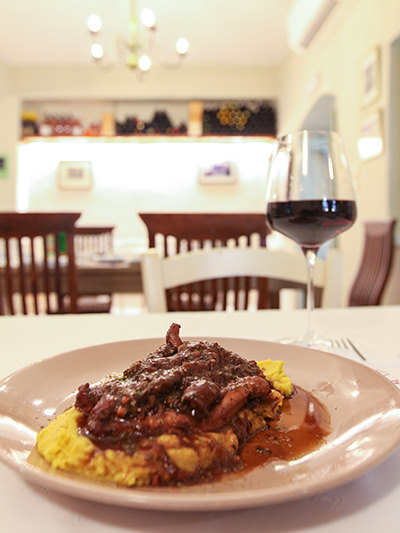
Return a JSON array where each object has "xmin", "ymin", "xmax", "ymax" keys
[{"xmin": 1, "ymin": 336, "xmax": 400, "ymax": 511}]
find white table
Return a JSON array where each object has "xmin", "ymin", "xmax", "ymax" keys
[{"xmin": 1, "ymin": 306, "xmax": 399, "ymax": 533}]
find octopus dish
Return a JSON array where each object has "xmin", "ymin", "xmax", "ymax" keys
[{"xmin": 37, "ymin": 324, "xmax": 329, "ymax": 487}]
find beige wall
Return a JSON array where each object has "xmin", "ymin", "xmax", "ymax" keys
[
  {"xmin": 8, "ymin": 64, "xmax": 279, "ymax": 100},
  {"xmin": 0, "ymin": 60, "xmax": 19, "ymax": 209},
  {"xmin": 278, "ymin": 0, "xmax": 400, "ymax": 304}
]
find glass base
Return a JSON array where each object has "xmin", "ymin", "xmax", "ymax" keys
[{"xmin": 277, "ymin": 333, "xmax": 333, "ymax": 351}]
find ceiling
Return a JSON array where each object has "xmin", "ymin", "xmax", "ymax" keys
[{"xmin": 0, "ymin": 0, "xmax": 293, "ymax": 68}]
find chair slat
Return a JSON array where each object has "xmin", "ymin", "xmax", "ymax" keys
[
  {"xmin": 5, "ymin": 238, "xmax": 14, "ymax": 314},
  {"xmin": 17, "ymin": 238, "xmax": 28, "ymax": 314},
  {"xmin": 29, "ymin": 236, "xmax": 39, "ymax": 314},
  {"xmin": 42, "ymin": 235, "xmax": 51, "ymax": 312}
]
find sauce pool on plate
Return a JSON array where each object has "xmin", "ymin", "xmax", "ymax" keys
[{"xmin": 239, "ymin": 387, "xmax": 331, "ymax": 472}]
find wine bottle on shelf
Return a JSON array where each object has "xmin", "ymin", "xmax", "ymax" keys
[
  {"xmin": 71, "ymin": 117, "xmax": 83, "ymax": 136},
  {"xmin": 39, "ymin": 115, "xmax": 53, "ymax": 136}
]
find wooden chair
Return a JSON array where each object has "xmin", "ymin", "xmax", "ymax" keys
[
  {"xmin": 139, "ymin": 212, "xmax": 271, "ymax": 310},
  {"xmin": 74, "ymin": 226, "xmax": 114, "ymax": 256},
  {"xmin": 0, "ymin": 213, "xmax": 112, "ymax": 315},
  {"xmin": 349, "ymin": 219, "xmax": 396, "ymax": 306},
  {"xmin": 141, "ymin": 247, "xmax": 343, "ymax": 313}
]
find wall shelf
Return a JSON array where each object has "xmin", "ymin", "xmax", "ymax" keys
[
  {"xmin": 21, "ymin": 99, "xmax": 277, "ymax": 140},
  {"xmin": 20, "ymin": 135, "xmax": 274, "ymax": 144}
]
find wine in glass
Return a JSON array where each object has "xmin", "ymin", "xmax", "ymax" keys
[{"xmin": 265, "ymin": 130, "xmax": 357, "ymax": 348}]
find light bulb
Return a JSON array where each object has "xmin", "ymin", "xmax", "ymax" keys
[
  {"xmin": 138, "ymin": 55, "xmax": 152, "ymax": 71},
  {"xmin": 91, "ymin": 43, "xmax": 104, "ymax": 60},
  {"xmin": 176, "ymin": 37, "xmax": 189, "ymax": 55},
  {"xmin": 140, "ymin": 8, "xmax": 156, "ymax": 28},
  {"xmin": 87, "ymin": 14, "xmax": 102, "ymax": 33}
]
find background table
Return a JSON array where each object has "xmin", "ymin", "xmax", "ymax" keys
[{"xmin": 0, "ymin": 306, "xmax": 399, "ymax": 532}]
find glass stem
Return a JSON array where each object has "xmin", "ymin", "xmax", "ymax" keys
[{"xmin": 302, "ymin": 247, "xmax": 318, "ymax": 341}]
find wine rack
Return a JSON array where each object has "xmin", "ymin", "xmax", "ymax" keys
[{"xmin": 202, "ymin": 101, "xmax": 276, "ymax": 136}]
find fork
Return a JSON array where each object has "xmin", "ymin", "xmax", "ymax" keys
[{"xmin": 330, "ymin": 338, "xmax": 367, "ymax": 361}]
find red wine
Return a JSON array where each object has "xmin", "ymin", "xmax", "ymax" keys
[{"xmin": 266, "ymin": 199, "xmax": 357, "ymax": 248}]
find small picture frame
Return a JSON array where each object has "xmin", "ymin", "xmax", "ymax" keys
[
  {"xmin": 358, "ymin": 110, "xmax": 384, "ymax": 161},
  {"xmin": 58, "ymin": 161, "xmax": 93, "ymax": 190},
  {"xmin": 198, "ymin": 161, "xmax": 238, "ymax": 185},
  {"xmin": 361, "ymin": 47, "xmax": 381, "ymax": 107}
]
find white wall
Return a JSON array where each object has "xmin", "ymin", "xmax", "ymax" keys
[
  {"xmin": 17, "ymin": 138, "xmax": 274, "ymax": 252},
  {"xmin": 278, "ymin": 0, "xmax": 400, "ymax": 304}
]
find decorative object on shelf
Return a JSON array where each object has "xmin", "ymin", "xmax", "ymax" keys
[
  {"xmin": 100, "ymin": 113, "xmax": 116, "ymax": 136},
  {"xmin": 198, "ymin": 161, "xmax": 238, "ymax": 185},
  {"xmin": 358, "ymin": 110, "xmax": 384, "ymax": 161},
  {"xmin": 21, "ymin": 112, "xmax": 39, "ymax": 136},
  {"xmin": 88, "ymin": 0, "xmax": 189, "ymax": 73},
  {"xmin": 57, "ymin": 161, "xmax": 93, "ymax": 191},
  {"xmin": 361, "ymin": 47, "xmax": 381, "ymax": 107},
  {"xmin": 203, "ymin": 101, "xmax": 276, "ymax": 136},
  {"xmin": 188, "ymin": 101, "xmax": 204, "ymax": 136}
]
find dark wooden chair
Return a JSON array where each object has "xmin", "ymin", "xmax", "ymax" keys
[
  {"xmin": 0, "ymin": 213, "xmax": 112, "ymax": 315},
  {"xmin": 139, "ymin": 212, "xmax": 270, "ymax": 311},
  {"xmin": 74, "ymin": 226, "xmax": 114, "ymax": 256},
  {"xmin": 349, "ymin": 219, "xmax": 396, "ymax": 306}
]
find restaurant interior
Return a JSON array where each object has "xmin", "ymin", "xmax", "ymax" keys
[
  {"xmin": 0, "ymin": 2, "xmax": 400, "ymax": 531},
  {"xmin": 0, "ymin": 0, "xmax": 399, "ymax": 315}
]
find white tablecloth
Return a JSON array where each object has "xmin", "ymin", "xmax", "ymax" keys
[{"xmin": 0, "ymin": 306, "xmax": 399, "ymax": 533}]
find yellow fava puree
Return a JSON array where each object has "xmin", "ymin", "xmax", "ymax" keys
[{"xmin": 36, "ymin": 359, "xmax": 292, "ymax": 486}]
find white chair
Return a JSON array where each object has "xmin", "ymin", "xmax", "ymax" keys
[{"xmin": 141, "ymin": 247, "xmax": 343, "ymax": 313}]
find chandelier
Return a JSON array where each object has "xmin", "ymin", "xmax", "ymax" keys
[{"xmin": 87, "ymin": 0, "xmax": 189, "ymax": 72}]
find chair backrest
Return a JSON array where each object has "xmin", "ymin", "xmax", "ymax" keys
[
  {"xmin": 74, "ymin": 226, "xmax": 114, "ymax": 256},
  {"xmin": 141, "ymin": 247, "xmax": 343, "ymax": 313},
  {"xmin": 0, "ymin": 212, "xmax": 81, "ymax": 315},
  {"xmin": 349, "ymin": 219, "xmax": 396, "ymax": 306},
  {"xmin": 139, "ymin": 212, "xmax": 269, "ymax": 255},
  {"xmin": 139, "ymin": 212, "xmax": 271, "ymax": 310}
]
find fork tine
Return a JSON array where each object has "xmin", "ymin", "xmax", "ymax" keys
[
  {"xmin": 345, "ymin": 338, "xmax": 367, "ymax": 361},
  {"xmin": 341, "ymin": 338, "xmax": 349, "ymax": 349}
]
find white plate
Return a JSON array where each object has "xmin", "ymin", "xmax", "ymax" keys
[{"xmin": 0, "ymin": 337, "xmax": 399, "ymax": 511}]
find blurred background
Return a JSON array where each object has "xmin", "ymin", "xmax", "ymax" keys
[{"xmin": 0, "ymin": 0, "xmax": 399, "ymax": 306}]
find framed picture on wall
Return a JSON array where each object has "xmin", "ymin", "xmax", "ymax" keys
[
  {"xmin": 361, "ymin": 47, "xmax": 381, "ymax": 107},
  {"xmin": 57, "ymin": 161, "xmax": 93, "ymax": 190},
  {"xmin": 358, "ymin": 110, "xmax": 384, "ymax": 161},
  {"xmin": 198, "ymin": 161, "xmax": 238, "ymax": 184}
]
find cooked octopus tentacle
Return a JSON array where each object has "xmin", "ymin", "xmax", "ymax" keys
[
  {"xmin": 166, "ymin": 323, "xmax": 183, "ymax": 350},
  {"xmin": 200, "ymin": 376, "xmax": 270, "ymax": 431}
]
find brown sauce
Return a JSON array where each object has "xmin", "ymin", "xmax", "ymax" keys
[{"xmin": 239, "ymin": 386, "xmax": 331, "ymax": 472}]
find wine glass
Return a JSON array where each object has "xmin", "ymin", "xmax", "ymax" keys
[{"xmin": 265, "ymin": 130, "xmax": 357, "ymax": 348}]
